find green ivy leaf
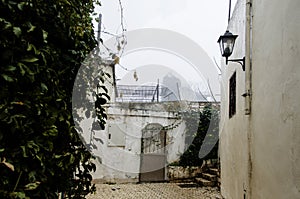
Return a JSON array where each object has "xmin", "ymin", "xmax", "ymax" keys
[
  {"xmin": 24, "ymin": 182, "xmax": 41, "ymax": 190},
  {"xmin": 26, "ymin": 22, "xmax": 36, "ymax": 33},
  {"xmin": 27, "ymin": 43, "xmax": 39, "ymax": 55},
  {"xmin": 21, "ymin": 57, "xmax": 39, "ymax": 63},
  {"xmin": 8, "ymin": 1, "xmax": 17, "ymax": 5},
  {"xmin": 1, "ymin": 158, "xmax": 14, "ymax": 171},
  {"xmin": 42, "ymin": 30, "xmax": 48, "ymax": 43},
  {"xmin": 41, "ymin": 83, "xmax": 48, "ymax": 91},
  {"xmin": 0, "ymin": 18, "xmax": 12, "ymax": 29},
  {"xmin": 69, "ymin": 154, "xmax": 75, "ymax": 164},
  {"xmin": 5, "ymin": 65, "xmax": 16, "ymax": 71},
  {"xmin": 13, "ymin": 27, "xmax": 22, "ymax": 37},
  {"xmin": 17, "ymin": 2, "xmax": 26, "ymax": 10},
  {"xmin": 18, "ymin": 63, "xmax": 26, "ymax": 76},
  {"xmin": 1, "ymin": 74, "xmax": 14, "ymax": 82},
  {"xmin": 10, "ymin": 191, "xmax": 28, "ymax": 199}
]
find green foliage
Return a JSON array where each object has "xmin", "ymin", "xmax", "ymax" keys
[
  {"xmin": 0, "ymin": 0, "xmax": 105, "ymax": 198},
  {"xmin": 72, "ymin": 52, "xmax": 111, "ymax": 153},
  {"xmin": 178, "ymin": 104, "xmax": 219, "ymax": 166}
]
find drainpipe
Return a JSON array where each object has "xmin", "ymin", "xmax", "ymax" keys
[
  {"xmin": 245, "ymin": 0, "xmax": 253, "ymax": 198},
  {"xmin": 245, "ymin": 0, "xmax": 252, "ymax": 115}
]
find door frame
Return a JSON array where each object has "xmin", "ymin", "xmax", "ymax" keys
[{"xmin": 139, "ymin": 123, "xmax": 167, "ymax": 182}]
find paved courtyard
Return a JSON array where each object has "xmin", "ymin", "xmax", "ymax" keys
[{"xmin": 87, "ymin": 183, "xmax": 223, "ymax": 199}]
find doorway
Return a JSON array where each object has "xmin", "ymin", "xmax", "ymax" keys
[{"xmin": 140, "ymin": 123, "xmax": 166, "ymax": 182}]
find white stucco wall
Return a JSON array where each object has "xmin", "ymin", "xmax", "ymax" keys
[
  {"xmin": 250, "ymin": 0, "xmax": 300, "ymax": 198},
  {"xmin": 220, "ymin": 0, "xmax": 300, "ymax": 198},
  {"xmin": 91, "ymin": 102, "xmax": 187, "ymax": 183},
  {"xmin": 220, "ymin": 1, "xmax": 250, "ymax": 198}
]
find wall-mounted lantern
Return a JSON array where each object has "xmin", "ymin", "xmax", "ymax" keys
[{"xmin": 217, "ymin": 30, "xmax": 245, "ymax": 71}]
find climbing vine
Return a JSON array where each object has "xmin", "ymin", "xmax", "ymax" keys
[
  {"xmin": 177, "ymin": 104, "xmax": 220, "ymax": 166},
  {"xmin": 162, "ymin": 118, "xmax": 182, "ymax": 131}
]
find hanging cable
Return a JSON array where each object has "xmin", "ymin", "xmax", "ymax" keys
[
  {"xmin": 228, "ymin": 0, "xmax": 232, "ymax": 24},
  {"xmin": 97, "ymin": 13, "xmax": 102, "ymax": 46}
]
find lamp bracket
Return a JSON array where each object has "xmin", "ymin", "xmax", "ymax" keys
[{"xmin": 226, "ymin": 57, "xmax": 245, "ymax": 71}]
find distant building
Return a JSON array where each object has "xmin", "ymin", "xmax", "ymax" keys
[{"xmin": 73, "ymin": 61, "xmax": 216, "ymax": 183}]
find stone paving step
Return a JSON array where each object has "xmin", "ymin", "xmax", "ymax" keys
[
  {"xmin": 195, "ymin": 177, "xmax": 215, "ymax": 187},
  {"xmin": 176, "ymin": 182, "xmax": 199, "ymax": 188},
  {"xmin": 202, "ymin": 173, "xmax": 217, "ymax": 182}
]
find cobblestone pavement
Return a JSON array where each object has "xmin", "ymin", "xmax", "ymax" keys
[{"xmin": 87, "ymin": 183, "xmax": 223, "ymax": 199}]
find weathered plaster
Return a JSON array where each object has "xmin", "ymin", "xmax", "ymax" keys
[
  {"xmin": 220, "ymin": 1, "xmax": 249, "ymax": 198},
  {"xmin": 221, "ymin": 0, "xmax": 300, "ymax": 198},
  {"xmin": 90, "ymin": 101, "xmax": 194, "ymax": 182}
]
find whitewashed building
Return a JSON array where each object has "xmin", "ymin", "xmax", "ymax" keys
[
  {"xmin": 219, "ymin": 0, "xmax": 300, "ymax": 198},
  {"xmin": 73, "ymin": 61, "xmax": 214, "ymax": 183}
]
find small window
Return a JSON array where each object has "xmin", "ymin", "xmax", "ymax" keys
[{"xmin": 229, "ymin": 72, "xmax": 236, "ymax": 118}]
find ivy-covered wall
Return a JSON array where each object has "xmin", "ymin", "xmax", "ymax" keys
[{"xmin": 177, "ymin": 104, "xmax": 219, "ymax": 167}]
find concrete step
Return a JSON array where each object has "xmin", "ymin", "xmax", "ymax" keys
[
  {"xmin": 209, "ymin": 168, "xmax": 220, "ymax": 176},
  {"xmin": 202, "ymin": 173, "xmax": 217, "ymax": 182},
  {"xmin": 176, "ymin": 182, "xmax": 199, "ymax": 188},
  {"xmin": 195, "ymin": 177, "xmax": 215, "ymax": 187}
]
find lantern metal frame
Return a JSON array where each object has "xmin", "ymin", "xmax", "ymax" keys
[{"xmin": 217, "ymin": 30, "xmax": 245, "ymax": 71}]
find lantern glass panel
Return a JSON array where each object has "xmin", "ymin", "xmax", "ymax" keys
[
  {"xmin": 222, "ymin": 37, "xmax": 235, "ymax": 57},
  {"xmin": 217, "ymin": 31, "xmax": 238, "ymax": 58}
]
